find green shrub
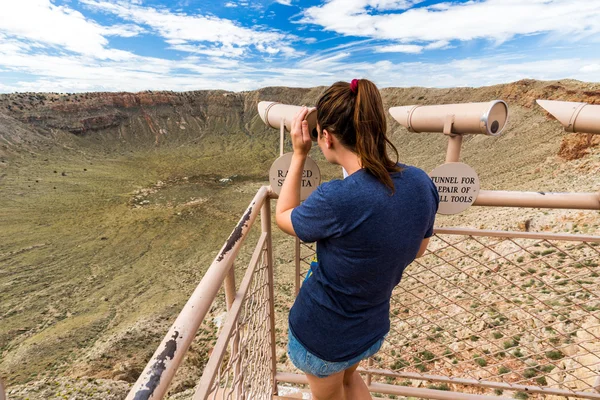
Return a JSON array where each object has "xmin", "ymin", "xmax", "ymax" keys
[
  {"xmin": 474, "ymin": 356, "xmax": 487, "ymax": 367},
  {"xmin": 535, "ymin": 376, "xmax": 548, "ymax": 386},
  {"xmin": 540, "ymin": 365, "xmax": 555, "ymax": 373},
  {"xmin": 427, "ymin": 383, "xmax": 450, "ymax": 391},
  {"xmin": 498, "ymin": 366, "xmax": 511, "ymax": 374},
  {"xmin": 546, "ymin": 350, "xmax": 564, "ymax": 360},
  {"xmin": 512, "ymin": 348, "xmax": 524, "ymax": 358},
  {"xmin": 523, "ymin": 368, "xmax": 537, "ymax": 378}
]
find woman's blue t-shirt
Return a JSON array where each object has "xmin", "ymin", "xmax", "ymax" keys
[{"xmin": 289, "ymin": 164, "xmax": 439, "ymax": 362}]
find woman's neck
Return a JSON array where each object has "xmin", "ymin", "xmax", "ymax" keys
[{"xmin": 336, "ymin": 148, "xmax": 362, "ymax": 176}]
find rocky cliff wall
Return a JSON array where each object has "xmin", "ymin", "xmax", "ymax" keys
[{"xmin": 1, "ymin": 79, "xmax": 599, "ymax": 162}]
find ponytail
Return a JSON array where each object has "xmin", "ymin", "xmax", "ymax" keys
[
  {"xmin": 316, "ymin": 79, "xmax": 400, "ymax": 194},
  {"xmin": 353, "ymin": 79, "xmax": 400, "ymax": 193}
]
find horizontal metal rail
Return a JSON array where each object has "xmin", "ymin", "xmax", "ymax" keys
[
  {"xmin": 271, "ymin": 187, "xmax": 600, "ymax": 210},
  {"xmin": 275, "ymin": 372, "xmax": 513, "ymax": 400},
  {"xmin": 126, "ymin": 186, "xmax": 270, "ymax": 400},
  {"xmin": 434, "ymin": 227, "xmax": 600, "ymax": 242},
  {"xmin": 358, "ymin": 368, "xmax": 600, "ymax": 399},
  {"xmin": 474, "ymin": 190, "xmax": 600, "ymax": 210}
]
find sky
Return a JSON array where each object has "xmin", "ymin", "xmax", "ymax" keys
[{"xmin": 0, "ymin": 0, "xmax": 600, "ymax": 93}]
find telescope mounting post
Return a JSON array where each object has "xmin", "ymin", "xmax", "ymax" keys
[
  {"xmin": 443, "ymin": 114, "xmax": 463, "ymax": 163},
  {"xmin": 280, "ymin": 118, "xmax": 285, "ymax": 157}
]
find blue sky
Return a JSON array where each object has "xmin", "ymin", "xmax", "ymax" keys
[{"xmin": 0, "ymin": 0, "xmax": 599, "ymax": 92}]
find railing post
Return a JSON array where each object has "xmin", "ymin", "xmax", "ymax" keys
[
  {"xmin": 224, "ymin": 264, "xmax": 236, "ymax": 311},
  {"xmin": 294, "ymin": 237, "xmax": 301, "ymax": 296},
  {"xmin": 224, "ymin": 264, "xmax": 242, "ymax": 398},
  {"xmin": 262, "ymin": 197, "xmax": 278, "ymax": 397},
  {"xmin": 366, "ymin": 357, "xmax": 373, "ymax": 386}
]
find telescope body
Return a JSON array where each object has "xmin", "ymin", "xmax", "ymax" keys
[
  {"xmin": 258, "ymin": 101, "xmax": 319, "ymax": 141},
  {"xmin": 536, "ymin": 100, "xmax": 600, "ymax": 135},
  {"xmin": 389, "ymin": 100, "xmax": 508, "ymax": 136}
]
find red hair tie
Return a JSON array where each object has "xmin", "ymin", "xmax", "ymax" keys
[{"xmin": 350, "ymin": 79, "xmax": 359, "ymax": 94}]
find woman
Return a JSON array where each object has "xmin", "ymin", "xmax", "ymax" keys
[{"xmin": 275, "ymin": 79, "xmax": 439, "ymax": 400}]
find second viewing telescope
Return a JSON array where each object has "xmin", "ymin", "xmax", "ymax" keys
[
  {"xmin": 389, "ymin": 100, "xmax": 509, "ymax": 136},
  {"xmin": 258, "ymin": 101, "xmax": 319, "ymax": 141}
]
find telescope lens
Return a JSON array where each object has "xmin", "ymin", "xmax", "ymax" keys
[
  {"xmin": 490, "ymin": 120, "xmax": 500, "ymax": 134},
  {"xmin": 311, "ymin": 128, "xmax": 318, "ymax": 141}
]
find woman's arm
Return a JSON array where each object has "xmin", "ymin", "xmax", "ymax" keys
[
  {"xmin": 416, "ymin": 237, "xmax": 431, "ymax": 258},
  {"xmin": 275, "ymin": 107, "xmax": 313, "ymax": 236}
]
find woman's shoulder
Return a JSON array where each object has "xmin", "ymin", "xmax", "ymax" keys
[
  {"xmin": 394, "ymin": 164, "xmax": 432, "ymax": 181},
  {"xmin": 317, "ymin": 178, "xmax": 348, "ymax": 198}
]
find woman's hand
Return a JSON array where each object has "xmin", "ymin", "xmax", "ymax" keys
[{"xmin": 290, "ymin": 106, "xmax": 313, "ymax": 157}]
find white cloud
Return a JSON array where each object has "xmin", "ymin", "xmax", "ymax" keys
[
  {"xmin": 100, "ymin": 23, "xmax": 146, "ymax": 37},
  {"xmin": 275, "ymin": 0, "xmax": 293, "ymax": 5},
  {"xmin": 81, "ymin": 0, "xmax": 300, "ymax": 58},
  {"xmin": 301, "ymin": 52, "xmax": 352, "ymax": 70},
  {"xmin": 0, "ymin": 0, "xmax": 143, "ymax": 57},
  {"xmin": 1, "ymin": 44, "xmax": 600, "ymax": 93},
  {"xmin": 581, "ymin": 64, "xmax": 600, "ymax": 73},
  {"xmin": 375, "ymin": 44, "xmax": 423, "ymax": 53},
  {"xmin": 425, "ymin": 40, "xmax": 451, "ymax": 50},
  {"xmin": 368, "ymin": 0, "xmax": 424, "ymax": 11},
  {"xmin": 300, "ymin": 0, "xmax": 600, "ymax": 52}
]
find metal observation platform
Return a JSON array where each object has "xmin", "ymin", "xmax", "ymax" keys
[{"xmin": 124, "ymin": 99, "xmax": 600, "ymax": 400}]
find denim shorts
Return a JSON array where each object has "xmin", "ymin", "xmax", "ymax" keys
[{"xmin": 287, "ymin": 328, "xmax": 385, "ymax": 378}]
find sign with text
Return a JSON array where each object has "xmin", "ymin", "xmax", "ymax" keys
[
  {"xmin": 429, "ymin": 162, "xmax": 480, "ymax": 215},
  {"xmin": 269, "ymin": 152, "xmax": 321, "ymax": 200}
]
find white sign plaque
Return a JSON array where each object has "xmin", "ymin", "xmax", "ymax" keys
[
  {"xmin": 269, "ymin": 153, "xmax": 321, "ymax": 201},
  {"xmin": 429, "ymin": 162, "xmax": 480, "ymax": 215}
]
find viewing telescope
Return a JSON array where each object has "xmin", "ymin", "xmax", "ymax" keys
[
  {"xmin": 536, "ymin": 100, "xmax": 600, "ymax": 135},
  {"xmin": 258, "ymin": 101, "xmax": 319, "ymax": 141},
  {"xmin": 389, "ymin": 100, "xmax": 509, "ymax": 163},
  {"xmin": 389, "ymin": 100, "xmax": 508, "ymax": 136}
]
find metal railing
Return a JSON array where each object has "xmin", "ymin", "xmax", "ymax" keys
[
  {"xmin": 127, "ymin": 186, "xmax": 600, "ymax": 400},
  {"xmin": 127, "ymin": 186, "xmax": 276, "ymax": 400}
]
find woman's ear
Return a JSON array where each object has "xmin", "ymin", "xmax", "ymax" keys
[{"xmin": 323, "ymin": 129, "xmax": 333, "ymax": 149}]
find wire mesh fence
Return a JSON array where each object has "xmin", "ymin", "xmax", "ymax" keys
[
  {"xmin": 196, "ymin": 239, "xmax": 275, "ymax": 400},
  {"xmin": 292, "ymin": 229, "xmax": 600, "ymax": 399}
]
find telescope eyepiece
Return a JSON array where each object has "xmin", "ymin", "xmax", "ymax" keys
[{"xmin": 490, "ymin": 120, "xmax": 500, "ymax": 134}]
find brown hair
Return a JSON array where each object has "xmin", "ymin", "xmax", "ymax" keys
[{"xmin": 316, "ymin": 79, "xmax": 401, "ymax": 193}]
